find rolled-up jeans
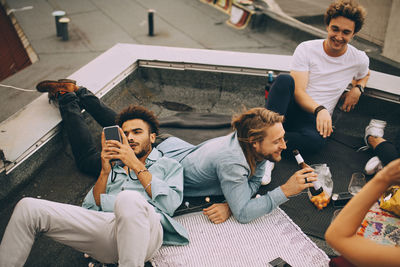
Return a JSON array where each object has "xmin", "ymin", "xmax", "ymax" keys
[
  {"xmin": 0, "ymin": 191, "xmax": 163, "ymax": 267},
  {"xmin": 374, "ymin": 130, "xmax": 400, "ymax": 166}
]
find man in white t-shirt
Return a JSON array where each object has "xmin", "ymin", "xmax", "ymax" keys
[{"xmin": 265, "ymin": 0, "xmax": 370, "ymax": 157}]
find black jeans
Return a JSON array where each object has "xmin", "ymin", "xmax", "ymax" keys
[
  {"xmin": 58, "ymin": 87, "xmax": 117, "ymax": 177},
  {"xmin": 265, "ymin": 74, "xmax": 326, "ymax": 155},
  {"xmin": 374, "ymin": 130, "xmax": 400, "ymax": 166}
]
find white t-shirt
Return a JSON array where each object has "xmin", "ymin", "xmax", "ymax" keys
[{"xmin": 291, "ymin": 39, "xmax": 369, "ymax": 114}]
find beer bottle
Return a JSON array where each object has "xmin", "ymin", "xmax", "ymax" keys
[
  {"xmin": 293, "ymin": 149, "xmax": 323, "ymax": 196},
  {"xmin": 264, "ymin": 71, "xmax": 274, "ymax": 107}
]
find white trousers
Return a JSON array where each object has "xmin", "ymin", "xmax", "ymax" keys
[{"xmin": 0, "ymin": 191, "xmax": 163, "ymax": 267}]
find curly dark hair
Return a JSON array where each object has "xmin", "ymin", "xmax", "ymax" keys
[
  {"xmin": 115, "ymin": 105, "xmax": 159, "ymax": 135},
  {"xmin": 324, "ymin": 0, "xmax": 367, "ymax": 33}
]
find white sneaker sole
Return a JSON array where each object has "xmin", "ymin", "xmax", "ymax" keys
[{"xmin": 364, "ymin": 156, "xmax": 383, "ymax": 175}]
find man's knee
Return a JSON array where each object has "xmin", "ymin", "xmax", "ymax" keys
[
  {"xmin": 115, "ymin": 190, "xmax": 145, "ymax": 204},
  {"xmin": 272, "ymin": 74, "xmax": 295, "ymax": 92},
  {"xmin": 12, "ymin": 197, "xmax": 44, "ymax": 224},
  {"xmin": 15, "ymin": 197, "xmax": 39, "ymax": 212},
  {"xmin": 267, "ymin": 74, "xmax": 295, "ymax": 108},
  {"xmin": 114, "ymin": 191, "xmax": 148, "ymax": 218}
]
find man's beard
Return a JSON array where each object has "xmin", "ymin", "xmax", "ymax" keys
[
  {"xmin": 263, "ymin": 152, "xmax": 281, "ymax": 163},
  {"xmin": 134, "ymin": 142, "xmax": 152, "ymax": 159}
]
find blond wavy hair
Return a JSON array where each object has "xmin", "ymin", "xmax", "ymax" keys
[{"xmin": 232, "ymin": 108, "xmax": 284, "ymax": 176}]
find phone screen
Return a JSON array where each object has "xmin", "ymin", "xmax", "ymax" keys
[{"xmin": 104, "ymin": 126, "xmax": 122, "ymax": 142}]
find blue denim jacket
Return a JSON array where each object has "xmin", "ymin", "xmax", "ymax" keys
[
  {"xmin": 157, "ymin": 132, "xmax": 289, "ymax": 223},
  {"xmin": 82, "ymin": 148, "xmax": 189, "ymax": 246}
]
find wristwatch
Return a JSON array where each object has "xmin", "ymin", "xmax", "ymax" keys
[{"xmin": 355, "ymin": 84, "xmax": 364, "ymax": 94}]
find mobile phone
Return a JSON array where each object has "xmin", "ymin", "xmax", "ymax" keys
[
  {"xmin": 104, "ymin": 125, "xmax": 122, "ymax": 142},
  {"xmin": 269, "ymin": 257, "xmax": 292, "ymax": 267},
  {"xmin": 103, "ymin": 126, "xmax": 123, "ymax": 165},
  {"xmin": 332, "ymin": 192, "xmax": 353, "ymax": 208}
]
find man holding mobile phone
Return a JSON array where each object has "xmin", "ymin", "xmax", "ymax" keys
[
  {"xmin": 103, "ymin": 125, "xmax": 124, "ymax": 166},
  {"xmin": 0, "ymin": 82, "xmax": 188, "ymax": 266},
  {"xmin": 31, "ymin": 80, "xmax": 314, "ymax": 227}
]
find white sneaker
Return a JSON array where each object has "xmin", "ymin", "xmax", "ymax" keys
[
  {"xmin": 364, "ymin": 119, "xmax": 386, "ymax": 147},
  {"xmin": 358, "ymin": 119, "xmax": 387, "ymax": 152},
  {"xmin": 261, "ymin": 160, "xmax": 274, "ymax": 185},
  {"xmin": 364, "ymin": 156, "xmax": 383, "ymax": 175}
]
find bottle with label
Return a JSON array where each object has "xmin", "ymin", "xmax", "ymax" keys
[
  {"xmin": 293, "ymin": 149, "xmax": 323, "ymax": 196},
  {"xmin": 264, "ymin": 70, "xmax": 274, "ymax": 107}
]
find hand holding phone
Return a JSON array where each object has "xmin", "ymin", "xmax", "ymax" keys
[
  {"xmin": 104, "ymin": 125, "xmax": 122, "ymax": 143},
  {"xmin": 103, "ymin": 126, "xmax": 124, "ymax": 166}
]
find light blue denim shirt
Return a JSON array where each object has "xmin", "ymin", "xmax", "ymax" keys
[
  {"xmin": 82, "ymin": 147, "xmax": 189, "ymax": 246},
  {"xmin": 157, "ymin": 132, "xmax": 289, "ymax": 224}
]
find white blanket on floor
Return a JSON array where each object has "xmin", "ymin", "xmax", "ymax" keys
[{"xmin": 151, "ymin": 207, "xmax": 329, "ymax": 267}]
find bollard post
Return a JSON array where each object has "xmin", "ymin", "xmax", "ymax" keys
[
  {"xmin": 59, "ymin": 17, "xmax": 70, "ymax": 41},
  {"xmin": 148, "ymin": 9, "xmax": 155, "ymax": 36},
  {"xmin": 52, "ymin": 10, "xmax": 66, "ymax": 37}
]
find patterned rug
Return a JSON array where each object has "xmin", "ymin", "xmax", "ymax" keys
[
  {"xmin": 357, "ymin": 203, "xmax": 400, "ymax": 246},
  {"xmin": 151, "ymin": 208, "xmax": 329, "ymax": 267}
]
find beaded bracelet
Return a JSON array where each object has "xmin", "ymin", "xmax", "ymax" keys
[{"xmin": 144, "ymin": 182, "xmax": 152, "ymax": 191}]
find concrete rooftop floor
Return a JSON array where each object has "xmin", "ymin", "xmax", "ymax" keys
[{"xmin": 0, "ymin": 0, "xmax": 399, "ymax": 266}]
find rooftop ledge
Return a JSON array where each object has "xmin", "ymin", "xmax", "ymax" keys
[{"xmin": 0, "ymin": 43, "xmax": 399, "ymax": 177}]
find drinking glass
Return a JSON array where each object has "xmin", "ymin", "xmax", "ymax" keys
[{"xmin": 348, "ymin": 172, "xmax": 366, "ymax": 195}]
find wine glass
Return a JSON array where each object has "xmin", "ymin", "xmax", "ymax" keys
[{"xmin": 348, "ymin": 172, "xmax": 366, "ymax": 195}]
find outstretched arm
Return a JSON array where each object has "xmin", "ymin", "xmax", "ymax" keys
[
  {"xmin": 291, "ymin": 71, "xmax": 332, "ymax": 138},
  {"xmin": 325, "ymin": 159, "xmax": 400, "ymax": 267},
  {"xmin": 219, "ymin": 161, "xmax": 316, "ymax": 224}
]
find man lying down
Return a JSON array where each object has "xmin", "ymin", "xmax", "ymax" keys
[
  {"xmin": 0, "ymin": 78, "xmax": 316, "ymax": 266},
  {"xmin": 157, "ymin": 107, "xmax": 316, "ymax": 224}
]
